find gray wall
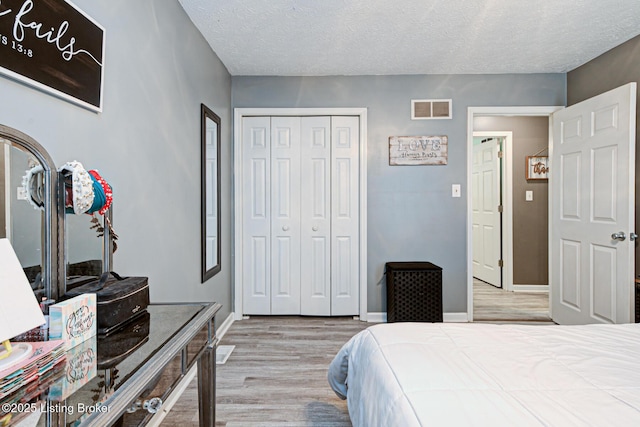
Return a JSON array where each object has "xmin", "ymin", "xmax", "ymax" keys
[
  {"xmin": 233, "ymin": 74, "xmax": 565, "ymax": 313},
  {"xmin": 567, "ymin": 34, "xmax": 640, "ymax": 277},
  {"xmin": 474, "ymin": 116, "xmax": 549, "ymax": 286},
  {"xmin": 0, "ymin": 0, "xmax": 233, "ymax": 320}
]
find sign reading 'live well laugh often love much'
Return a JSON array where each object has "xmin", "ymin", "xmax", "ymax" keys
[{"xmin": 0, "ymin": 0, "xmax": 105, "ymax": 112}]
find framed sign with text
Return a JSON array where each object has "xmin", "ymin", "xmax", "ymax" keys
[
  {"xmin": 389, "ymin": 135, "xmax": 448, "ymax": 165},
  {"xmin": 526, "ymin": 156, "xmax": 549, "ymax": 180},
  {"xmin": 0, "ymin": 0, "xmax": 105, "ymax": 112}
]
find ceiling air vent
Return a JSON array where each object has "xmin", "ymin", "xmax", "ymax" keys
[{"xmin": 411, "ymin": 99, "xmax": 452, "ymax": 120}]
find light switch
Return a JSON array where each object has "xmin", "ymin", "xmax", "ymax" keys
[
  {"xmin": 525, "ymin": 190, "xmax": 533, "ymax": 201},
  {"xmin": 452, "ymin": 184, "xmax": 461, "ymax": 198}
]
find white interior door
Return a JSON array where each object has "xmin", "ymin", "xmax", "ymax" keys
[
  {"xmin": 472, "ymin": 139, "xmax": 502, "ymax": 287},
  {"xmin": 242, "ymin": 116, "xmax": 272, "ymax": 314},
  {"xmin": 331, "ymin": 116, "xmax": 360, "ymax": 315},
  {"xmin": 300, "ymin": 117, "xmax": 332, "ymax": 315},
  {"xmin": 551, "ymin": 82, "xmax": 636, "ymax": 325}
]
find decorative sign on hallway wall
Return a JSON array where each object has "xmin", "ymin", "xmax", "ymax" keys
[
  {"xmin": 389, "ymin": 135, "xmax": 448, "ymax": 165},
  {"xmin": 0, "ymin": 0, "xmax": 105, "ymax": 112},
  {"xmin": 526, "ymin": 156, "xmax": 549, "ymax": 180}
]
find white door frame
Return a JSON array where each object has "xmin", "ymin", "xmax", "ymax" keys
[
  {"xmin": 467, "ymin": 106, "xmax": 562, "ymax": 322},
  {"xmin": 233, "ymin": 107, "xmax": 368, "ymax": 321},
  {"xmin": 472, "ymin": 131, "xmax": 512, "ymax": 290}
]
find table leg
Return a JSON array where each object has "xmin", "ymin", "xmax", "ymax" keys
[{"xmin": 197, "ymin": 343, "xmax": 216, "ymax": 427}]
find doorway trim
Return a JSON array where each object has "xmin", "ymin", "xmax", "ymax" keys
[
  {"xmin": 466, "ymin": 106, "xmax": 562, "ymax": 322},
  {"xmin": 233, "ymin": 107, "xmax": 368, "ymax": 321}
]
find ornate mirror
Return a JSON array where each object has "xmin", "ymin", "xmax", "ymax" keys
[
  {"xmin": 201, "ymin": 104, "xmax": 221, "ymax": 282},
  {"xmin": 0, "ymin": 125, "xmax": 61, "ymax": 300}
]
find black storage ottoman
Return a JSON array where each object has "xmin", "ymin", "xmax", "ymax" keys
[{"xmin": 386, "ymin": 262, "xmax": 443, "ymax": 323}]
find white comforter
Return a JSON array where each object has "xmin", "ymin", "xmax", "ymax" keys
[{"xmin": 328, "ymin": 322, "xmax": 640, "ymax": 426}]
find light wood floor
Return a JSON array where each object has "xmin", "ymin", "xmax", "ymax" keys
[
  {"xmin": 473, "ymin": 279, "xmax": 551, "ymax": 322},
  {"xmin": 161, "ymin": 316, "xmax": 369, "ymax": 426},
  {"xmin": 161, "ymin": 283, "xmax": 551, "ymax": 426}
]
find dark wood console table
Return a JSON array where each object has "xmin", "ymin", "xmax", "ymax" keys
[{"xmin": 4, "ymin": 303, "xmax": 221, "ymax": 427}]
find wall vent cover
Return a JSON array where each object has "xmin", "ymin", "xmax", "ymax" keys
[{"xmin": 411, "ymin": 99, "xmax": 452, "ymax": 120}]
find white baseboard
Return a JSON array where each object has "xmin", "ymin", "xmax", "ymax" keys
[
  {"xmin": 367, "ymin": 312, "xmax": 387, "ymax": 322},
  {"xmin": 368, "ymin": 312, "xmax": 470, "ymax": 323},
  {"xmin": 513, "ymin": 284, "xmax": 549, "ymax": 293},
  {"xmin": 443, "ymin": 312, "xmax": 469, "ymax": 322},
  {"xmin": 217, "ymin": 312, "xmax": 235, "ymax": 340}
]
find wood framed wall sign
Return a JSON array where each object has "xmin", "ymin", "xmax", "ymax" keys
[
  {"xmin": 526, "ymin": 156, "xmax": 549, "ymax": 180},
  {"xmin": 0, "ymin": 0, "xmax": 105, "ymax": 112},
  {"xmin": 389, "ymin": 135, "xmax": 448, "ymax": 165}
]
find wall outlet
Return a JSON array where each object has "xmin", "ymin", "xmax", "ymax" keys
[
  {"xmin": 452, "ymin": 184, "xmax": 461, "ymax": 198},
  {"xmin": 525, "ymin": 190, "xmax": 533, "ymax": 201}
]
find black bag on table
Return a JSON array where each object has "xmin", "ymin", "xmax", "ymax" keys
[
  {"xmin": 66, "ymin": 275, "xmax": 100, "ymax": 291},
  {"xmin": 64, "ymin": 271, "xmax": 150, "ymax": 335}
]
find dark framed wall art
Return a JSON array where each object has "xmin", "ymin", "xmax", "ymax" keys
[{"xmin": 0, "ymin": 0, "xmax": 105, "ymax": 112}]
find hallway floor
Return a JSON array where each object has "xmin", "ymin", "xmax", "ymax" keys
[{"xmin": 473, "ymin": 279, "xmax": 552, "ymax": 322}]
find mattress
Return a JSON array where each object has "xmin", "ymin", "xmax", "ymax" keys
[{"xmin": 328, "ymin": 322, "xmax": 640, "ymax": 426}]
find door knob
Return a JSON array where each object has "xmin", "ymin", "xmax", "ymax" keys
[
  {"xmin": 611, "ymin": 231, "xmax": 626, "ymax": 241},
  {"xmin": 312, "ymin": 226, "xmax": 318, "ymax": 231},
  {"xmin": 282, "ymin": 225, "xmax": 289, "ymax": 231}
]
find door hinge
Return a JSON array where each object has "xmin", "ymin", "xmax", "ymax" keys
[
  {"xmin": 498, "ymin": 151, "xmax": 504, "ymax": 159},
  {"xmin": 498, "ymin": 259, "xmax": 504, "ymax": 268},
  {"xmin": 498, "ymin": 205, "xmax": 503, "ymax": 213}
]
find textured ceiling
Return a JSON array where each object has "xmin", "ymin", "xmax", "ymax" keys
[{"xmin": 178, "ymin": 0, "xmax": 640, "ymax": 76}]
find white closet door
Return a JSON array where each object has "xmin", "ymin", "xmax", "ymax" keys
[
  {"xmin": 331, "ymin": 116, "xmax": 360, "ymax": 315},
  {"xmin": 242, "ymin": 117, "xmax": 272, "ymax": 314},
  {"xmin": 300, "ymin": 117, "xmax": 332, "ymax": 315},
  {"xmin": 270, "ymin": 117, "xmax": 302, "ymax": 314}
]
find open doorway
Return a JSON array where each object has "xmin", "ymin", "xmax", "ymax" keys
[{"xmin": 467, "ymin": 107, "xmax": 561, "ymax": 322}]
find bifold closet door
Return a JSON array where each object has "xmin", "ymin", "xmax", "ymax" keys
[
  {"xmin": 270, "ymin": 117, "xmax": 301, "ymax": 314},
  {"xmin": 242, "ymin": 116, "xmax": 272, "ymax": 315},
  {"xmin": 242, "ymin": 115, "xmax": 359, "ymax": 316},
  {"xmin": 330, "ymin": 116, "xmax": 360, "ymax": 316},
  {"xmin": 242, "ymin": 116, "xmax": 306, "ymax": 315},
  {"xmin": 300, "ymin": 117, "xmax": 332, "ymax": 315}
]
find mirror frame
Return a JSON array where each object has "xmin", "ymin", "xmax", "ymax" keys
[
  {"xmin": 201, "ymin": 104, "xmax": 222, "ymax": 282},
  {"xmin": 0, "ymin": 124, "xmax": 62, "ymax": 300}
]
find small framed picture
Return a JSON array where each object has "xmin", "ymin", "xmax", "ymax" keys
[{"xmin": 526, "ymin": 156, "xmax": 549, "ymax": 180}]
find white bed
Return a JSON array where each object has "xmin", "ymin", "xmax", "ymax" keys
[{"xmin": 328, "ymin": 322, "xmax": 640, "ymax": 426}]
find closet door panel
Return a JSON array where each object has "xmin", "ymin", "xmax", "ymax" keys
[
  {"xmin": 331, "ymin": 116, "xmax": 360, "ymax": 315},
  {"xmin": 301, "ymin": 117, "xmax": 332, "ymax": 315},
  {"xmin": 270, "ymin": 117, "xmax": 301, "ymax": 314},
  {"xmin": 242, "ymin": 117, "xmax": 272, "ymax": 314}
]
